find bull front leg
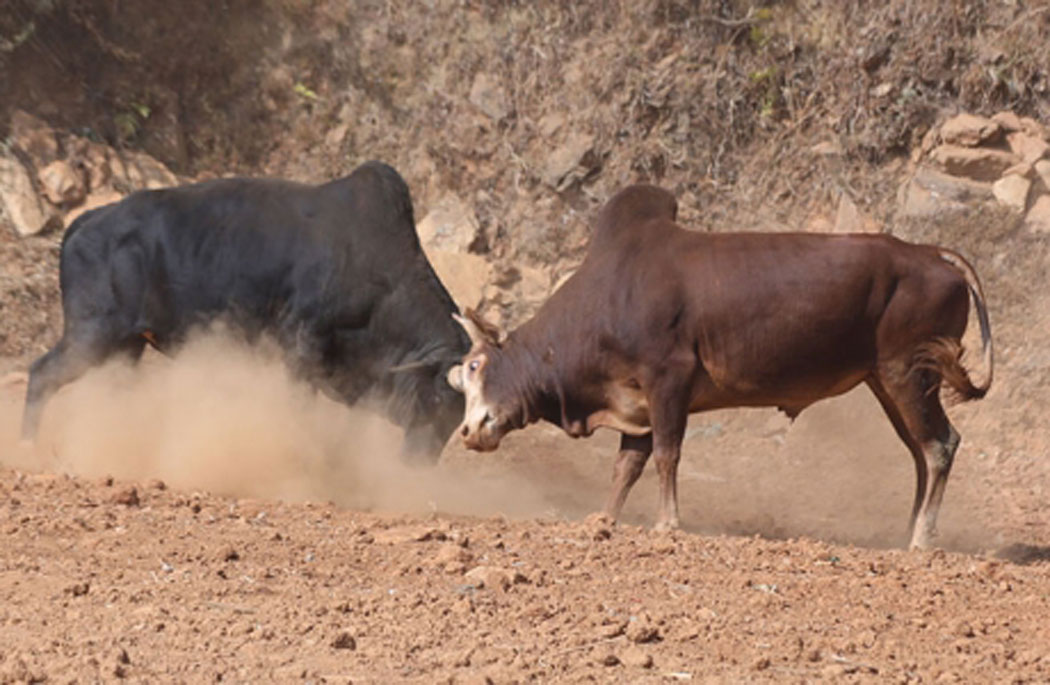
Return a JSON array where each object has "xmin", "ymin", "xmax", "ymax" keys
[
  {"xmin": 601, "ymin": 432, "xmax": 653, "ymax": 521},
  {"xmin": 648, "ymin": 374, "xmax": 692, "ymax": 531}
]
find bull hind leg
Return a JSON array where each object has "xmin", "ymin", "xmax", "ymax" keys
[
  {"xmin": 601, "ymin": 433, "xmax": 653, "ymax": 522},
  {"xmin": 22, "ymin": 332, "xmax": 146, "ymax": 442},
  {"xmin": 866, "ymin": 367, "xmax": 960, "ymax": 549}
]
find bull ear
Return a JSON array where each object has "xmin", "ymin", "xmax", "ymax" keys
[
  {"xmin": 453, "ymin": 308, "xmax": 506, "ymax": 347},
  {"xmin": 446, "ymin": 364, "xmax": 464, "ymax": 392}
]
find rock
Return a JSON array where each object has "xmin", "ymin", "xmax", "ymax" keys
[
  {"xmin": 1035, "ymin": 160, "xmax": 1050, "ymax": 191},
  {"xmin": 330, "ymin": 632, "xmax": 356, "ymax": 650},
  {"xmin": 620, "ymin": 645, "xmax": 654, "ymax": 669},
  {"xmin": 372, "ymin": 526, "xmax": 446, "ymax": 544},
  {"xmin": 930, "ymin": 144, "xmax": 1020, "ymax": 181},
  {"xmin": 992, "ymin": 174, "xmax": 1031, "ymax": 212},
  {"xmin": 463, "ymin": 565, "xmax": 525, "ymax": 591},
  {"xmin": 111, "ymin": 487, "xmax": 140, "ymax": 507},
  {"xmin": 1002, "ymin": 162, "xmax": 1034, "ymax": 179},
  {"xmin": 626, "ymin": 617, "xmax": 661, "ymax": 644},
  {"xmin": 9, "ymin": 110, "xmax": 58, "ymax": 164},
  {"xmin": 1006, "ymin": 131, "xmax": 1050, "ymax": 164},
  {"xmin": 110, "ymin": 150, "xmax": 178, "ymax": 191},
  {"xmin": 897, "ymin": 166, "xmax": 995, "ymax": 218},
  {"xmin": 469, "ymin": 72, "xmax": 509, "ymax": 121},
  {"xmin": 1025, "ymin": 195, "xmax": 1050, "ymax": 233},
  {"xmin": 538, "ymin": 112, "xmax": 566, "ymax": 138},
  {"xmin": 992, "ymin": 111, "xmax": 1023, "ymax": 133},
  {"xmin": 1019, "ymin": 116, "xmax": 1049, "ymax": 142},
  {"xmin": 542, "ymin": 132, "xmax": 595, "ymax": 189},
  {"xmin": 425, "ymin": 249, "xmax": 491, "ymax": 311},
  {"xmin": 810, "ymin": 140, "xmax": 842, "ymax": 156},
  {"xmin": 38, "ymin": 159, "xmax": 86, "ymax": 206},
  {"xmin": 417, "ymin": 193, "xmax": 481, "ymax": 253},
  {"xmin": 0, "ymin": 153, "xmax": 59, "ymax": 236},
  {"xmin": 63, "ymin": 189, "xmax": 123, "ymax": 227},
  {"xmin": 871, "ymin": 82, "xmax": 894, "ymax": 98},
  {"xmin": 67, "ymin": 581, "xmax": 90, "ymax": 597},
  {"xmin": 939, "ymin": 113, "xmax": 1001, "ymax": 147},
  {"xmin": 433, "ymin": 543, "xmax": 473, "ymax": 564},
  {"xmin": 834, "ymin": 193, "xmax": 880, "ymax": 233},
  {"xmin": 220, "ymin": 545, "xmax": 240, "ymax": 562}
]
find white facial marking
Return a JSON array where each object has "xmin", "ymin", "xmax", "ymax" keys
[{"xmin": 455, "ymin": 353, "xmax": 501, "ymax": 450}]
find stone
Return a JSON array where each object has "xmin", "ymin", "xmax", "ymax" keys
[
  {"xmin": 1006, "ymin": 131, "xmax": 1050, "ymax": 164},
  {"xmin": 330, "ymin": 632, "xmax": 356, "ymax": 650},
  {"xmin": 425, "ymin": 249, "xmax": 491, "ymax": 312},
  {"xmin": 1025, "ymin": 195, "xmax": 1050, "ymax": 233},
  {"xmin": 810, "ymin": 140, "xmax": 842, "ymax": 156},
  {"xmin": 992, "ymin": 111, "xmax": 1023, "ymax": 132},
  {"xmin": 897, "ymin": 166, "xmax": 994, "ymax": 218},
  {"xmin": 620, "ymin": 645, "xmax": 654, "ymax": 669},
  {"xmin": 930, "ymin": 144, "xmax": 1020, "ymax": 181},
  {"xmin": 1019, "ymin": 116, "xmax": 1049, "ymax": 142},
  {"xmin": 63, "ymin": 189, "xmax": 123, "ymax": 227},
  {"xmin": 38, "ymin": 159, "xmax": 86, "ymax": 205},
  {"xmin": 834, "ymin": 193, "xmax": 879, "ymax": 233},
  {"xmin": 416, "ymin": 193, "xmax": 480, "ymax": 253},
  {"xmin": 9, "ymin": 110, "xmax": 58, "ymax": 164},
  {"xmin": 0, "ymin": 153, "xmax": 59, "ymax": 236},
  {"xmin": 77, "ymin": 141, "xmax": 115, "ymax": 191},
  {"xmin": 538, "ymin": 112, "xmax": 566, "ymax": 138},
  {"xmin": 1001, "ymin": 162, "xmax": 1034, "ymax": 178},
  {"xmin": 469, "ymin": 72, "xmax": 509, "ymax": 121},
  {"xmin": 516, "ymin": 264, "xmax": 550, "ymax": 306},
  {"xmin": 992, "ymin": 174, "xmax": 1031, "ymax": 212},
  {"xmin": 111, "ymin": 486, "xmax": 140, "ymax": 507},
  {"xmin": 463, "ymin": 565, "xmax": 525, "ymax": 591},
  {"xmin": 1034, "ymin": 160, "xmax": 1050, "ymax": 191},
  {"xmin": 542, "ymin": 132, "xmax": 595, "ymax": 190},
  {"xmin": 372, "ymin": 526, "xmax": 446, "ymax": 545},
  {"xmin": 939, "ymin": 113, "xmax": 1001, "ymax": 147},
  {"xmin": 110, "ymin": 150, "xmax": 178, "ymax": 191}
]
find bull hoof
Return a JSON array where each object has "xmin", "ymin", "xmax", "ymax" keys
[
  {"xmin": 653, "ymin": 518, "xmax": 680, "ymax": 533},
  {"xmin": 584, "ymin": 511, "xmax": 616, "ymax": 527}
]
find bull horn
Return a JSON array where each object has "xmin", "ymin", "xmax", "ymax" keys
[
  {"xmin": 387, "ymin": 360, "xmax": 430, "ymax": 373},
  {"xmin": 447, "ymin": 364, "xmax": 464, "ymax": 392},
  {"xmin": 453, "ymin": 308, "xmax": 506, "ymax": 347}
]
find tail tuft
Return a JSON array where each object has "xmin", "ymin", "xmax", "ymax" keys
[{"xmin": 912, "ymin": 338, "xmax": 988, "ymax": 404}]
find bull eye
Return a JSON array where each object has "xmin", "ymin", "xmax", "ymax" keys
[{"xmin": 467, "ymin": 359, "xmax": 480, "ymax": 373}]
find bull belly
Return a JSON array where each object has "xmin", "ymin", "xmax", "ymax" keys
[{"xmin": 690, "ymin": 367, "xmax": 870, "ymax": 414}]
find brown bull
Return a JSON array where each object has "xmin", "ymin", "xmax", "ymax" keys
[{"xmin": 449, "ymin": 185, "xmax": 992, "ymax": 549}]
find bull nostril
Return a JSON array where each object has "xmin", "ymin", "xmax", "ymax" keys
[{"xmin": 460, "ymin": 425, "xmax": 468, "ymax": 437}]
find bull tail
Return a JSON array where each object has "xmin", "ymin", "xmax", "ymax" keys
[{"xmin": 914, "ymin": 250, "xmax": 993, "ymax": 402}]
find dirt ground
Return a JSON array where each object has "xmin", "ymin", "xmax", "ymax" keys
[{"xmin": 0, "ymin": 321, "xmax": 1048, "ymax": 683}]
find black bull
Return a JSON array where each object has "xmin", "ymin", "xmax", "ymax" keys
[{"xmin": 22, "ymin": 161, "xmax": 469, "ymax": 464}]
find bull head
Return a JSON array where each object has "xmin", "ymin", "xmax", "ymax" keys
[{"xmin": 447, "ymin": 308, "xmax": 505, "ymax": 393}]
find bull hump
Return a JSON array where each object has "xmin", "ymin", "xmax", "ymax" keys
[{"xmin": 593, "ymin": 185, "xmax": 678, "ymax": 244}]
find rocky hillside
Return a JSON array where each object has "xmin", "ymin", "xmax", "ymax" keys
[{"xmin": 3, "ymin": 0, "xmax": 1050, "ymax": 352}]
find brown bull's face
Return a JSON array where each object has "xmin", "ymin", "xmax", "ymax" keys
[
  {"xmin": 447, "ymin": 310, "xmax": 515, "ymax": 452},
  {"xmin": 448, "ymin": 351, "xmax": 512, "ymax": 451}
]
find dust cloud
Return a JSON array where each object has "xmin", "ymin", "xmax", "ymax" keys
[
  {"xmin": 0, "ymin": 330, "xmax": 552, "ymax": 520},
  {"xmin": 0, "ymin": 331, "xmax": 1000, "ymax": 552}
]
